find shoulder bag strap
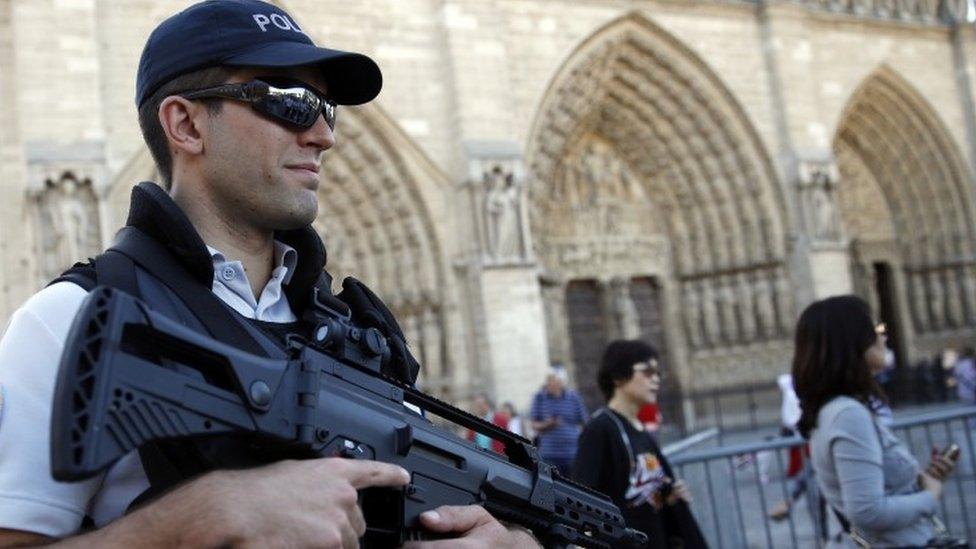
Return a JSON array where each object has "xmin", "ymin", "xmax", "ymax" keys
[{"xmin": 594, "ymin": 407, "xmax": 637, "ymax": 473}]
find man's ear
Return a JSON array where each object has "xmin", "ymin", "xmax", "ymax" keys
[{"xmin": 158, "ymin": 96, "xmax": 208, "ymax": 156}]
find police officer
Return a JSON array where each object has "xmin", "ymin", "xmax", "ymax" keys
[{"xmin": 0, "ymin": 1, "xmax": 537, "ymax": 547}]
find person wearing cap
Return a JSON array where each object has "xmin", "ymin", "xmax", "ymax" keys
[{"xmin": 0, "ymin": 1, "xmax": 537, "ymax": 547}]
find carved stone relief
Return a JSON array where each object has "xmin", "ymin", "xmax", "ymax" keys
[
  {"xmin": 467, "ymin": 145, "xmax": 532, "ymax": 267},
  {"xmin": 963, "ymin": 267, "xmax": 976, "ymax": 325},
  {"xmin": 609, "ymin": 277, "xmax": 640, "ymax": 340},
  {"xmin": 29, "ymin": 171, "xmax": 102, "ymax": 284},
  {"xmin": 679, "ymin": 267, "xmax": 791, "ymax": 351},
  {"xmin": 945, "ymin": 269, "xmax": 964, "ymax": 328},
  {"xmin": 911, "ymin": 272, "xmax": 930, "ymax": 332},
  {"xmin": 682, "ymin": 283, "xmax": 704, "ymax": 350},
  {"xmin": 483, "ymin": 166, "xmax": 527, "ymax": 262},
  {"xmin": 798, "ymin": 157, "xmax": 843, "ymax": 244},
  {"xmin": 701, "ymin": 280, "xmax": 721, "ymax": 347},
  {"xmin": 929, "ymin": 272, "xmax": 945, "ymax": 331},
  {"xmin": 718, "ymin": 276, "xmax": 739, "ymax": 344},
  {"xmin": 773, "ymin": 269, "xmax": 796, "ymax": 335},
  {"xmin": 738, "ymin": 273, "xmax": 758, "ymax": 343}
]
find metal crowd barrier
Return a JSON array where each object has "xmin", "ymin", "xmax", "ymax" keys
[{"xmin": 667, "ymin": 406, "xmax": 976, "ymax": 549}]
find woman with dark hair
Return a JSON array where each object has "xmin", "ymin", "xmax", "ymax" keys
[
  {"xmin": 573, "ymin": 340, "xmax": 706, "ymax": 548},
  {"xmin": 793, "ymin": 295, "xmax": 960, "ymax": 547}
]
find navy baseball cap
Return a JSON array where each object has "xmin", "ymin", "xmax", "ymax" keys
[{"xmin": 136, "ymin": 0, "xmax": 382, "ymax": 107}]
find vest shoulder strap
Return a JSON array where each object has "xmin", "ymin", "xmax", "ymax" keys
[
  {"xmin": 109, "ymin": 226, "xmax": 266, "ymax": 357},
  {"xmin": 50, "ymin": 260, "xmax": 97, "ymax": 291}
]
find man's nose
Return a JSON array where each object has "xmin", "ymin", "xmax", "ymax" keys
[{"xmin": 299, "ymin": 114, "xmax": 335, "ymax": 152}]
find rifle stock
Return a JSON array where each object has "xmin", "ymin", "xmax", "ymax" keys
[{"xmin": 51, "ymin": 287, "xmax": 647, "ymax": 549}]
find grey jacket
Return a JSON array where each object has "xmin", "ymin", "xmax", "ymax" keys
[{"xmin": 810, "ymin": 396, "xmax": 936, "ymax": 547}]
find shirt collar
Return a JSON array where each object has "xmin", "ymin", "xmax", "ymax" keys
[
  {"xmin": 122, "ymin": 182, "xmax": 330, "ymax": 313},
  {"xmin": 205, "ymin": 241, "xmax": 299, "ymax": 286}
]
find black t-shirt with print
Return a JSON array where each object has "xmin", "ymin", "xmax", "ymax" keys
[{"xmin": 573, "ymin": 409, "xmax": 707, "ymax": 549}]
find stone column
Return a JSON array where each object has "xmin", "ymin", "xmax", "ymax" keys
[{"xmin": 457, "ymin": 142, "xmax": 550, "ymax": 410}]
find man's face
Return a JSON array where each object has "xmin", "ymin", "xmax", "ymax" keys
[
  {"xmin": 198, "ymin": 66, "xmax": 334, "ymax": 231},
  {"xmin": 473, "ymin": 396, "xmax": 490, "ymax": 416},
  {"xmin": 545, "ymin": 374, "xmax": 563, "ymax": 395}
]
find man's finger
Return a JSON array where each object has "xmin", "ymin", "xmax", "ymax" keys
[
  {"xmin": 343, "ymin": 460, "xmax": 411, "ymax": 489},
  {"xmin": 418, "ymin": 505, "xmax": 494, "ymax": 533},
  {"xmin": 403, "ymin": 540, "xmax": 476, "ymax": 549}
]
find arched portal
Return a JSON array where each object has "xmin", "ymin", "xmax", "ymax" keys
[
  {"xmin": 104, "ymin": 104, "xmax": 455, "ymax": 396},
  {"xmin": 317, "ymin": 104, "xmax": 453, "ymax": 393},
  {"xmin": 835, "ymin": 66, "xmax": 976, "ymax": 360},
  {"xmin": 526, "ymin": 13, "xmax": 794, "ymax": 398}
]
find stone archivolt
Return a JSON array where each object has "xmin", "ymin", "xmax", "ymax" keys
[
  {"xmin": 526, "ymin": 14, "xmax": 796, "ymax": 388},
  {"xmin": 316, "ymin": 105, "xmax": 452, "ymax": 387},
  {"xmin": 835, "ymin": 67, "xmax": 976, "ymax": 336}
]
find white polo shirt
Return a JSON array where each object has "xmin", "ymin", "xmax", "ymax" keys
[{"xmin": 0, "ymin": 241, "xmax": 298, "ymax": 536}]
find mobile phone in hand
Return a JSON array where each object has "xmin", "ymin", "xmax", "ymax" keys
[{"xmin": 943, "ymin": 443, "xmax": 960, "ymax": 461}]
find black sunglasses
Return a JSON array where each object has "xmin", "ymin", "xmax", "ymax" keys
[
  {"xmin": 180, "ymin": 78, "xmax": 336, "ymax": 130},
  {"xmin": 633, "ymin": 359, "xmax": 661, "ymax": 378}
]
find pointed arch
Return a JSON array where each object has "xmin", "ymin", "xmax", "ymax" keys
[
  {"xmin": 526, "ymin": 12, "xmax": 789, "ymax": 279},
  {"xmin": 525, "ymin": 11, "xmax": 795, "ymax": 380},
  {"xmin": 835, "ymin": 65, "xmax": 976, "ymax": 335}
]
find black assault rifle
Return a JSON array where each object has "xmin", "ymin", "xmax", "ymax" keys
[{"xmin": 50, "ymin": 286, "xmax": 647, "ymax": 548}]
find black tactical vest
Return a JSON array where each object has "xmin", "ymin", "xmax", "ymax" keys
[{"xmin": 53, "ymin": 181, "xmax": 336, "ymax": 507}]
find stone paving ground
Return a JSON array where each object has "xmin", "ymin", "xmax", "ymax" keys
[{"xmin": 667, "ymin": 403, "xmax": 976, "ymax": 549}]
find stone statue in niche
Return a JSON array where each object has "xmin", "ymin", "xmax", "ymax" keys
[
  {"xmin": 483, "ymin": 165, "xmax": 524, "ymax": 262},
  {"xmin": 929, "ymin": 272, "xmax": 945, "ymax": 330},
  {"xmin": 812, "ymin": 185, "xmax": 840, "ymax": 240},
  {"xmin": 912, "ymin": 273, "xmax": 930, "ymax": 332},
  {"xmin": 682, "ymin": 283, "xmax": 704, "ymax": 349},
  {"xmin": 799, "ymin": 160, "xmax": 842, "ymax": 242},
  {"xmin": 754, "ymin": 275, "xmax": 777, "ymax": 339},
  {"xmin": 718, "ymin": 277, "xmax": 739, "ymax": 344},
  {"xmin": 701, "ymin": 280, "xmax": 721, "ymax": 347},
  {"xmin": 420, "ymin": 306, "xmax": 443, "ymax": 380},
  {"xmin": 962, "ymin": 266, "xmax": 976, "ymax": 325},
  {"xmin": 553, "ymin": 161, "xmax": 582, "ymax": 206},
  {"xmin": 610, "ymin": 278, "xmax": 639, "ymax": 340},
  {"xmin": 35, "ymin": 172, "xmax": 101, "ymax": 281},
  {"xmin": 738, "ymin": 273, "xmax": 757, "ymax": 343},
  {"xmin": 773, "ymin": 271, "xmax": 795, "ymax": 335},
  {"xmin": 579, "ymin": 139, "xmax": 635, "ymax": 205},
  {"xmin": 945, "ymin": 269, "xmax": 963, "ymax": 328}
]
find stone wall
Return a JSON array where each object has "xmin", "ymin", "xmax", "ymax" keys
[{"xmin": 2, "ymin": 0, "xmax": 975, "ymax": 411}]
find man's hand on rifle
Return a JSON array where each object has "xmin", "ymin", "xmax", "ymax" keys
[
  {"xmin": 404, "ymin": 505, "xmax": 542, "ymax": 549},
  {"xmin": 211, "ymin": 458, "xmax": 410, "ymax": 548}
]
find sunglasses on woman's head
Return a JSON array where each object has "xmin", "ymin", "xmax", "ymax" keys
[{"xmin": 180, "ymin": 77, "xmax": 336, "ymax": 130}]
